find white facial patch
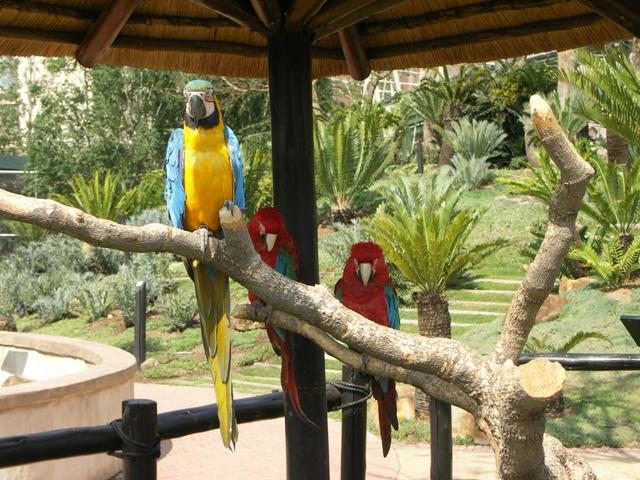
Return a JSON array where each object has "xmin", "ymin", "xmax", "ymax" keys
[{"xmin": 185, "ymin": 92, "xmax": 216, "ymax": 118}]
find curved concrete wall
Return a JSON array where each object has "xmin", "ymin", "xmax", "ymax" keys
[{"xmin": 0, "ymin": 332, "xmax": 137, "ymax": 480}]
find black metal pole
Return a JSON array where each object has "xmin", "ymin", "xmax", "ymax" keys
[
  {"xmin": 429, "ymin": 398, "xmax": 452, "ymax": 480},
  {"xmin": 268, "ymin": 30, "xmax": 330, "ymax": 480},
  {"xmin": 122, "ymin": 399, "xmax": 157, "ymax": 480},
  {"xmin": 340, "ymin": 366, "xmax": 368, "ymax": 480},
  {"xmin": 518, "ymin": 353, "xmax": 640, "ymax": 370},
  {"xmin": 134, "ymin": 280, "xmax": 146, "ymax": 366}
]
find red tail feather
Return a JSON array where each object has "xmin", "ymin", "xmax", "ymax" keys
[
  {"xmin": 372, "ymin": 379, "xmax": 398, "ymax": 457},
  {"xmin": 266, "ymin": 326, "xmax": 316, "ymax": 427}
]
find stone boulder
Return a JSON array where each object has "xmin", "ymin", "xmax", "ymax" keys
[
  {"xmin": 0, "ymin": 314, "xmax": 17, "ymax": 332},
  {"xmin": 559, "ymin": 277, "xmax": 591, "ymax": 293},
  {"xmin": 535, "ymin": 294, "xmax": 568, "ymax": 324},
  {"xmin": 605, "ymin": 288, "xmax": 633, "ymax": 304}
]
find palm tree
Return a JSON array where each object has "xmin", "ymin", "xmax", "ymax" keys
[
  {"xmin": 314, "ymin": 103, "xmax": 398, "ymax": 223},
  {"xmin": 407, "ymin": 66, "xmax": 487, "ymax": 166},
  {"xmin": 559, "ymin": 46, "xmax": 640, "ymax": 166}
]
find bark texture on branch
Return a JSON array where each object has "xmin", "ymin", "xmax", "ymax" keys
[{"xmin": 495, "ymin": 94, "xmax": 594, "ymax": 364}]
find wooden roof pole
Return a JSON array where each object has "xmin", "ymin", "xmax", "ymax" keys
[
  {"xmin": 250, "ymin": 0, "xmax": 281, "ymax": 30},
  {"xmin": 310, "ymin": 0, "xmax": 410, "ymax": 40},
  {"xmin": 191, "ymin": 0, "xmax": 269, "ymax": 35},
  {"xmin": 285, "ymin": 0, "xmax": 329, "ymax": 30},
  {"xmin": 338, "ymin": 25, "xmax": 371, "ymax": 81},
  {"xmin": 578, "ymin": 0, "xmax": 640, "ymax": 37},
  {"xmin": 75, "ymin": 0, "xmax": 139, "ymax": 68}
]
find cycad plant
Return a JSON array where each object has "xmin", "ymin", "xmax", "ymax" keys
[
  {"xmin": 408, "ymin": 66, "xmax": 487, "ymax": 165},
  {"xmin": 315, "ymin": 103, "xmax": 398, "ymax": 222},
  {"xmin": 54, "ymin": 171, "xmax": 139, "ymax": 222},
  {"xmin": 367, "ymin": 172, "xmax": 506, "ymax": 336},
  {"xmin": 441, "ymin": 117, "xmax": 506, "ymax": 189},
  {"xmin": 559, "ymin": 46, "xmax": 640, "ymax": 165},
  {"xmin": 499, "ymin": 148, "xmax": 560, "ymax": 204},
  {"xmin": 569, "ymin": 237, "xmax": 640, "ymax": 289},
  {"xmin": 581, "ymin": 155, "xmax": 640, "ymax": 246}
]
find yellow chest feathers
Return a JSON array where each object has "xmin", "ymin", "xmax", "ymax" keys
[{"xmin": 183, "ymin": 125, "xmax": 234, "ymax": 232}]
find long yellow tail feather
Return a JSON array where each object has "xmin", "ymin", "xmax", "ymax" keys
[{"xmin": 193, "ymin": 261, "xmax": 238, "ymax": 448}]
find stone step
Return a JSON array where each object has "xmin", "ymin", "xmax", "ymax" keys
[
  {"xmin": 450, "ymin": 300, "xmax": 511, "ymax": 307},
  {"xmin": 476, "ymin": 278, "xmax": 522, "ymax": 285},
  {"xmin": 450, "ymin": 309, "xmax": 503, "ymax": 316},
  {"xmin": 401, "ymin": 319, "xmax": 491, "ymax": 326},
  {"xmin": 458, "ymin": 289, "xmax": 515, "ymax": 296}
]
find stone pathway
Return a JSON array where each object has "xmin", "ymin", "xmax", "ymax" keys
[
  {"xmin": 136, "ymin": 383, "xmax": 399, "ymax": 480},
  {"xmin": 396, "ymin": 444, "xmax": 640, "ymax": 480},
  {"xmin": 135, "ymin": 383, "xmax": 640, "ymax": 480}
]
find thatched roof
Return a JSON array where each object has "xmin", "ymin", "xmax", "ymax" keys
[{"xmin": 0, "ymin": 0, "xmax": 635, "ymax": 79}]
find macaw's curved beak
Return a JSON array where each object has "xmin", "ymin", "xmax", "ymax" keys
[
  {"xmin": 266, "ymin": 233, "xmax": 277, "ymax": 252},
  {"xmin": 359, "ymin": 262, "xmax": 372, "ymax": 287},
  {"xmin": 188, "ymin": 94, "xmax": 206, "ymax": 120}
]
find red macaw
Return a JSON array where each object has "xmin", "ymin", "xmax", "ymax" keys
[
  {"xmin": 247, "ymin": 207, "xmax": 312, "ymax": 425},
  {"xmin": 335, "ymin": 242, "xmax": 401, "ymax": 457}
]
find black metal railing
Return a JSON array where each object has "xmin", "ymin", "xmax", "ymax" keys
[{"xmin": 0, "ymin": 384, "xmax": 355, "ymax": 479}]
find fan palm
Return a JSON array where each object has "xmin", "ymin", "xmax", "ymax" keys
[{"xmin": 314, "ymin": 103, "xmax": 397, "ymax": 222}]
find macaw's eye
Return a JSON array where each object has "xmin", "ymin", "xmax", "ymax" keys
[
  {"xmin": 204, "ymin": 92, "xmax": 215, "ymax": 102},
  {"xmin": 259, "ymin": 233, "xmax": 266, "ymax": 242}
]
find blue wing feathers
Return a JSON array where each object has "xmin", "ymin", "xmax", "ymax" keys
[
  {"xmin": 275, "ymin": 250, "xmax": 296, "ymax": 280},
  {"xmin": 384, "ymin": 284, "xmax": 401, "ymax": 331},
  {"xmin": 164, "ymin": 129, "xmax": 186, "ymax": 230},
  {"xmin": 224, "ymin": 125, "xmax": 245, "ymax": 210}
]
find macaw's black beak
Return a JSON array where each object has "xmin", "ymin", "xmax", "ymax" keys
[{"xmin": 188, "ymin": 95, "xmax": 206, "ymax": 120}]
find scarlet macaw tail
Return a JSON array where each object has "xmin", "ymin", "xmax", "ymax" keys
[
  {"xmin": 372, "ymin": 378, "xmax": 399, "ymax": 457},
  {"xmin": 266, "ymin": 326, "xmax": 317, "ymax": 428},
  {"xmin": 193, "ymin": 261, "xmax": 238, "ymax": 449}
]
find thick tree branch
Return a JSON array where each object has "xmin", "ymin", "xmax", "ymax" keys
[
  {"xmin": 494, "ymin": 95, "xmax": 594, "ymax": 364},
  {"xmin": 233, "ymin": 303, "xmax": 478, "ymax": 414},
  {"xmin": 0, "ymin": 191, "xmax": 485, "ymax": 400}
]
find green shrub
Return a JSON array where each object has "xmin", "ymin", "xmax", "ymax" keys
[
  {"xmin": 33, "ymin": 287, "xmax": 76, "ymax": 324},
  {"xmin": 78, "ymin": 281, "xmax": 115, "ymax": 322},
  {"xmin": 84, "ymin": 246, "xmax": 126, "ymax": 275},
  {"xmin": 53, "ymin": 171, "xmax": 140, "ymax": 222},
  {"xmin": 156, "ymin": 290, "xmax": 197, "ymax": 332},
  {"xmin": 444, "ymin": 155, "xmax": 494, "ymax": 190},
  {"xmin": 442, "ymin": 117, "xmax": 507, "ymax": 164}
]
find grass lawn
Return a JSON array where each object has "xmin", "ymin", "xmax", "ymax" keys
[{"xmin": 8, "ymin": 176, "xmax": 640, "ymax": 448}]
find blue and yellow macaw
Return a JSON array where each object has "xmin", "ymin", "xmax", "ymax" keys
[{"xmin": 164, "ymin": 79, "xmax": 244, "ymax": 449}]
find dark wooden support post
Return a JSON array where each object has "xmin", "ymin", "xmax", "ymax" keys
[
  {"xmin": 268, "ymin": 30, "xmax": 330, "ymax": 480},
  {"xmin": 429, "ymin": 399, "xmax": 452, "ymax": 479},
  {"xmin": 121, "ymin": 399, "xmax": 158, "ymax": 480},
  {"xmin": 134, "ymin": 280, "xmax": 146, "ymax": 367},
  {"xmin": 340, "ymin": 365, "xmax": 368, "ymax": 480}
]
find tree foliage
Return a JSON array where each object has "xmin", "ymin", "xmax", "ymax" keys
[
  {"xmin": 559, "ymin": 46, "xmax": 640, "ymax": 148},
  {"xmin": 366, "ymin": 172, "xmax": 507, "ymax": 294},
  {"xmin": 314, "ymin": 103, "xmax": 398, "ymax": 221}
]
